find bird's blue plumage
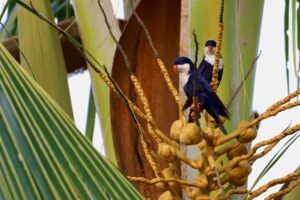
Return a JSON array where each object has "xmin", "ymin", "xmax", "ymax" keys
[
  {"xmin": 198, "ymin": 58, "xmax": 223, "ymax": 83},
  {"xmin": 197, "ymin": 39, "xmax": 223, "ymax": 83},
  {"xmin": 174, "ymin": 56, "xmax": 230, "ymax": 134}
]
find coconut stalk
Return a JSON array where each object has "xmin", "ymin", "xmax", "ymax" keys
[
  {"xmin": 72, "ymin": 0, "xmax": 121, "ymax": 164},
  {"xmin": 191, "ymin": 0, "xmax": 238, "ymax": 132},
  {"xmin": 188, "ymin": 1, "xmax": 264, "ymax": 199},
  {"xmin": 18, "ymin": 0, "xmax": 73, "ymax": 118},
  {"xmin": 237, "ymin": 0, "xmax": 265, "ymax": 121},
  {"xmin": 189, "ymin": 0, "xmax": 264, "ymax": 158},
  {"xmin": 188, "ymin": 2, "xmax": 238, "ymax": 195}
]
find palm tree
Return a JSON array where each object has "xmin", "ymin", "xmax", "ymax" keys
[{"xmin": 1, "ymin": 0, "xmax": 300, "ymax": 199}]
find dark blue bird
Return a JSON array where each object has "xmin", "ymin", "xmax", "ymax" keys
[
  {"xmin": 198, "ymin": 40, "xmax": 223, "ymax": 84},
  {"xmin": 173, "ymin": 56, "xmax": 230, "ymax": 134}
]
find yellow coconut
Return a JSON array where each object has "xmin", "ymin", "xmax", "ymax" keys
[
  {"xmin": 229, "ymin": 176, "xmax": 248, "ymax": 186},
  {"xmin": 158, "ymin": 191, "xmax": 175, "ymax": 200},
  {"xmin": 228, "ymin": 160, "xmax": 252, "ymax": 180},
  {"xmin": 237, "ymin": 121, "xmax": 250, "ymax": 129},
  {"xmin": 163, "ymin": 167, "xmax": 179, "ymax": 189},
  {"xmin": 155, "ymin": 182, "xmax": 166, "ymax": 189},
  {"xmin": 170, "ymin": 119, "xmax": 184, "ymax": 141},
  {"xmin": 180, "ymin": 123, "xmax": 202, "ymax": 145},
  {"xmin": 155, "ymin": 166, "xmax": 180, "ymax": 189},
  {"xmin": 227, "ymin": 143, "xmax": 248, "ymax": 160},
  {"xmin": 158, "ymin": 143, "xmax": 175, "ymax": 162},
  {"xmin": 237, "ymin": 127, "xmax": 257, "ymax": 143}
]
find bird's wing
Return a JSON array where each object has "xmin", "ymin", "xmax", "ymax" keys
[
  {"xmin": 183, "ymin": 73, "xmax": 195, "ymax": 98},
  {"xmin": 199, "ymin": 94, "xmax": 228, "ymax": 134},
  {"xmin": 197, "ymin": 76, "xmax": 230, "ymax": 119},
  {"xmin": 197, "ymin": 58, "xmax": 206, "ymax": 74},
  {"xmin": 218, "ymin": 68, "xmax": 223, "ymax": 82}
]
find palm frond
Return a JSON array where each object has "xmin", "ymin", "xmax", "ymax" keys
[{"xmin": 0, "ymin": 43, "xmax": 143, "ymax": 199}]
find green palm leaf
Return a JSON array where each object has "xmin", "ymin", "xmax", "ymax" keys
[
  {"xmin": 18, "ymin": 0, "xmax": 73, "ymax": 118},
  {"xmin": 0, "ymin": 43, "xmax": 142, "ymax": 199},
  {"xmin": 285, "ymin": 0, "xmax": 290, "ymax": 94}
]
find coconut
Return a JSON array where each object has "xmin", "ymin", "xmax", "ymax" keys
[
  {"xmin": 170, "ymin": 119, "xmax": 184, "ymax": 141},
  {"xmin": 227, "ymin": 143, "xmax": 248, "ymax": 160},
  {"xmin": 228, "ymin": 160, "xmax": 252, "ymax": 179},
  {"xmin": 229, "ymin": 176, "xmax": 248, "ymax": 186},
  {"xmin": 155, "ymin": 166, "xmax": 179, "ymax": 189},
  {"xmin": 237, "ymin": 127, "xmax": 257, "ymax": 143},
  {"xmin": 228, "ymin": 160, "xmax": 251, "ymax": 186},
  {"xmin": 162, "ymin": 167, "xmax": 179, "ymax": 189},
  {"xmin": 180, "ymin": 123, "xmax": 202, "ymax": 145},
  {"xmin": 158, "ymin": 191, "xmax": 175, "ymax": 200},
  {"xmin": 155, "ymin": 181, "xmax": 166, "ymax": 189},
  {"xmin": 158, "ymin": 143, "xmax": 175, "ymax": 162}
]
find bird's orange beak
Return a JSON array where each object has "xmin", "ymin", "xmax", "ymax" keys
[{"xmin": 173, "ymin": 65, "xmax": 177, "ymax": 72}]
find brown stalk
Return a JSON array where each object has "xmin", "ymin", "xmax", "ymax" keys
[
  {"xmin": 128, "ymin": 176, "xmax": 207, "ymax": 189},
  {"xmin": 220, "ymin": 188, "xmax": 248, "ymax": 200},
  {"xmin": 248, "ymin": 170, "xmax": 300, "ymax": 200},
  {"xmin": 219, "ymin": 99, "xmax": 300, "ymax": 145},
  {"xmin": 266, "ymin": 88, "xmax": 300, "ymax": 112},
  {"xmin": 265, "ymin": 178, "xmax": 300, "ymax": 200},
  {"xmin": 210, "ymin": 0, "xmax": 224, "ymax": 90},
  {"xmin": 218, "ymin": 124, "xmax": 300, "ymax": 173}
]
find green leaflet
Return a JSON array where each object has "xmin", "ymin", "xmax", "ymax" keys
[
  {"xmin": 292, "ymin": 0, "xmax": 297, "ymax": 78},
  {"xmin": 0, "ymin": 43, "xmax": 142, "ymax": 199},
  {"xmin": 73, "ymin": 0, "xmax": 121, "ymax": 164},
  {"xmin": 85, "ymin": 87, "xmax": 96, "ymax": 141},
  {"xmin": 285, "ymin": 0, "xmax": 290, "ymax": 94},
  {"xmin": 18, "ymin": 0, "xmax": 73, "ymax": 118}
]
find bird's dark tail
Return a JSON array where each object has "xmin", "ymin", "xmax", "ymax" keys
[
  {"xmin": 201, "ymin": 93, "xmax": 229, "ymax": 134},
  {"xmin": 208, "ymin": 92, "xmax": 230, "ymax": 120},
  {"xmin": 205, "ymin": 102, "xmax": 228, "ymax": 134},
  {"xmin": 215, "ymin": 114, "xmax": 227, "ymax": 134}
]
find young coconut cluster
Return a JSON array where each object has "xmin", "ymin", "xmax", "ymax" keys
[
  {"xmin": 170, "ymin": 117, "xmax": 203, "ymax": 145},
  {"xmin": 155, "ymin": 109, "xmax": 258, "ymax": 199}
]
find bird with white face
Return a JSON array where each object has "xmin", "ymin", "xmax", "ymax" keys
[
  {"xmin": 198, "ymin": 40, "xmax": 224, "ymax": 84},
  {"xmin": 173, "ymin": 56, "xmax": 230, "ymax": 134}
]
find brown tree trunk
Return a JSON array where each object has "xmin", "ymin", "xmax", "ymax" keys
[{"xmin": 110, "ymin": 0, "xmax": 181, "ymax": 198}]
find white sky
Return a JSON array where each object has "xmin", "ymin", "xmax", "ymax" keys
[{"xmin": 250, "ymin": 1, "xmax": 300, "ymax": 198}]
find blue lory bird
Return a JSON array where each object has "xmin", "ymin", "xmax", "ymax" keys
[
  {"xmin": 198, "ymin": 40, "xmax": 223, "ymax": 84},
  {"xmin": 173, "ymin": 56, "xmax": 230, "ymax": 134}
]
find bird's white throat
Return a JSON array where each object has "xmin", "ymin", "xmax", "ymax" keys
[
  {"xmin": 204, "ymin": 47, "xmax": 223, "ymax": 70},
  {"xmin": 177, "ymin": 63, "xmax": 190, "ymax": 87}
]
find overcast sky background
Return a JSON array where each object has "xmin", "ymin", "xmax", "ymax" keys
[{"xmin": 1, "ymin": 0, "xmax": 299, "ymax": 199}]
